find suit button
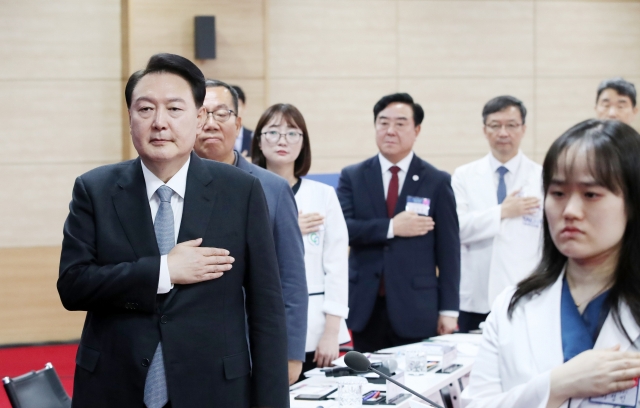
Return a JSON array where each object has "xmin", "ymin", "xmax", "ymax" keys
[
  {"xmin": 160, "ymin": 315, "xmax": 168, "ymax": 324},
  {"xmin": 383, "ymin": 246, "xmax": 389, "ymax": 252},
  {"xmin": 141, "ymin": 358, "xmax": 150, "ymax": 367}
]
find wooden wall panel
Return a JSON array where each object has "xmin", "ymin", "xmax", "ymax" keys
[
  {"xmin": 399, "ymin": 78, "xmax": 535, "ymax": 171},
  {"xmin": 0, "ymin": 1, "xmax": 121, "ymax": 80},
  {"xmin": 0, "ymin": 247, "xmax": 84, "ymax": 345},
  {"xmin": 268, "ymin": 0, "xmax": 397, "ymax": 79},
  {"xmin": 398, "ymin": 1, "xmax": 534, "ymax": 77},
  {"xmin": 127, "ymin": 0, "xmax": 264, "ymax": 78},
  {"xmin": 536, "ymin": 2, "xmax": 640, "ymax": 77},
  {"xmin": 0, "ymin": 163, "xmax": 106, "ymax": 248},
  {"xmin": 0, "ymin": 81, "xmax": 122, "ymax": 164},
  {"xmin": 268, "ymin": 78, "xmax": 397, "ymax": 173},
  {"xmin": 534, "ymin": 76, "xmax": 640, "ymax": 163}
]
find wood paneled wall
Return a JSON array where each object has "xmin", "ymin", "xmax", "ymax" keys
[
  {"xmin": 1, "ymin": 0, "xmax": 639, "ymax": 344},
  {"xmin": 0, "ymin": 0, "xmax": 122, "ymax": 343}
]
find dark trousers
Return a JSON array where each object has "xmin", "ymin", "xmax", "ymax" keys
[
  {"xmin": 351, "ymin": 296, "xmax": 423, "ymax": 353},
  {"xmin": 458, "ymin": 311, "xmax": 489, "ymax": 333}
]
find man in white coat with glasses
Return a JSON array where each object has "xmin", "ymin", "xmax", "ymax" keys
[{"xmin": 452, "ymin": 95, "xmax": 543, "ymax": 333}]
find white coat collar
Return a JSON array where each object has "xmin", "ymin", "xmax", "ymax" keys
[{"xmin": 523, "ymin": 270, "xmax": 640, "ymax": 375}]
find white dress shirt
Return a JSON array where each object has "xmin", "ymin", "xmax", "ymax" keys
[
  {"xmin": 141, "ymin": 157, "xmax": 190, "ymax": 294},
  {"xmin": 488, "ymin": 151, "xmax": 523, "ymax": 194},
  {"xmin": 377, "ymin": 151, "xmax": 457, "ymax": 318}
]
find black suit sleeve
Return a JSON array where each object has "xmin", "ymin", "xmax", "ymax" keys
[
  {"xmin": 244, "ymin": 178, "xmax": 290, "ymax": 407},
  {"xmin": 432, "ymin": 174, "xmax": 461, "ymax": 312},
  {"xmin": 337, "ymin": 168, "xmax": 389, "ymax": 246},
  {"xmin": 57, "ymin": 176, "xmax": 159, "ymax": 313}
]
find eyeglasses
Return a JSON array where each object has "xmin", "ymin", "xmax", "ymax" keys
[
  {"xmin": 205, "ymin": 109, "xmax": 236, "ymax": 123},
  {"xmin": 261, "ymin": 130, "xmax": 303, "ymax": 144},
  {"xmin": 485, "ymin": 123, "xmax": 522, "ymax": 133}
]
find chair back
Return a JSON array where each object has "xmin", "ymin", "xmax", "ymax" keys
[{"xmin": 2, "ymin": 362, "xmax": 71, "ymax": 408}]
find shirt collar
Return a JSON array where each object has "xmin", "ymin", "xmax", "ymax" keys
[
  {"xmin": 140, "ymin": 156, "xmax": 190, "ymax": 201},
  {"xmin": 488, "ymin": 150, "xmax": 523, "ymax": 175},
  {"xmin": 378, "ymin": 151, "xmax": 414, "ymax": 173}
]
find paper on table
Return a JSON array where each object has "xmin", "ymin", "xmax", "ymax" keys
[{"xmin": 409, "ymin": 401, "xmax": 431, "ymax": 408}]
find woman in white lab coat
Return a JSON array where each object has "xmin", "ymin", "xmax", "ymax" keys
[
  {"xmin": 461, "ymin": 119, "xmax": 640, "ymax": 408},
  {"xmin": 251, "ymin": 103, "xmax": 350, "ymax": 380}
]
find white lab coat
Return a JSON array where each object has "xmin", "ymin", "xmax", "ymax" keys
[
  {"xmin": 452, "ymin": 152, "xmax": 543, "ymax": 313},
  {"xmin": 295, "ymin": 179, "xmax": 351, "ymax": 352},
  {"xmin": 461, "ymin": 273, "xmax": 640, "ymax": 408}
]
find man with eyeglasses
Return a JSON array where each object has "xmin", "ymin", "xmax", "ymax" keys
[
  {"xmin": 594, "ymin": 77, "xmax": 638, "ymax": 126},
  {"xmin": 452, "ymin": 95, "xmax": 543, "ymax": 333},
  {"xmin": 337, "ymin": 93, "xmax": 460, "ymax": 352},
  {"xmin": 193, "ymin": 79, "xmax": 308, "ymax": 385}
]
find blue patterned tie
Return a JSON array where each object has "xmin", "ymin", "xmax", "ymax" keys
[
  {"xmin": 144, "ymin": 185, "xmax": 174, "ymax": 408},
  {"xmin": 497, "ymin": 166, "xmax": 508, "ymax": 204}
]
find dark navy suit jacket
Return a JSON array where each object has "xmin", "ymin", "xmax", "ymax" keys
[
  {"xmin": 236, "ymin": 154, "xmax": 308, "ymax": 361},
  {"xmin": 337, "ymin": 154, "xmax": 460, "ymax": 339},
  {"xmin": 237, "ymin": 127, "xmax": 253, "ymax": 155},
  {"xmin": 58, "ymin": 152, "xmax": 289, "ymax": 407}
]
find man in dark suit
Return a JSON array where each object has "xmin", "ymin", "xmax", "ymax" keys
[
  {"xmin": 337, "ymin": 93, "xmax": 460, "ymax": 352},
  {"xmin": 57, "ymin": 53, "xmax": 289, "ymax": 407},
  {"xmin": 194, "ymin": 79, "xmax": 308, "ymax": 384},
  {"xmin": 231, "ymin": 85, "xmax": 254, "ymax": 156}
]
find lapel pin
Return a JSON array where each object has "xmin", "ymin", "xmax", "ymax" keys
[{"xmin": 412, "ymin": 175, "xmax": 419, "ymax": 181}]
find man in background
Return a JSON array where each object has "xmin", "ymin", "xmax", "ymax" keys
[
  {"xmin": 194, "ymin": 79, "xmax": 308, "ymax": 384},
  {"xmin": 231, "ymin": 84, "xmax": 254, "ymax": 156},
  {"xmin": 595, "ymin": 77, "xmax": 637, "ymax": 125},
  {"xmin": 337, "ymin": 93, "xmax": 460, "ymax": 352},
  {"xmin": 58, "ymin": 54, "xmax": 289, "ymax": 407},
  {"xmin": 452, "ymin": 95, "xmax": 542, "ymax": 333}
]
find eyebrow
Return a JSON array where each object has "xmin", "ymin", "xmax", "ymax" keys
[
  {"xmin": 206, "ymin": 104, "xmax": 230, "ymax": 111},
  {"xmin": 377, "ymin": 115, "xmax": 408, "ymax": 121},
  {"xmin": 134, "ymin": 96, "xmax": 187, "ymax": 104},
  {"xmin": 549, "ymin": 179, "xmax": 602, "ymax": 188}
]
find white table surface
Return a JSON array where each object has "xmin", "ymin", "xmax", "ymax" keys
[{"xmin": 290, "ymin": 333, "xmax": 481, "ymax": 408}]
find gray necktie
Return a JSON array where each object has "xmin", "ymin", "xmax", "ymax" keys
[
  {"xmin": 497, "ymin": 166, "xmax": 508, "ymax": 204},
  {"xmin": 144, "ymin": 185, "xmax": 174, "ymax": 408}
]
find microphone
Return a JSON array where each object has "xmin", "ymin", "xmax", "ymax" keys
[
  {"xmin": 322, "ymin": 359, "xmax": 397, "ymax": 377},
  {"xmin": 344, "ymin": 351, "xmax": 444, "ymax": 408}
]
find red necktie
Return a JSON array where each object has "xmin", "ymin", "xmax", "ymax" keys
[
  {"xmin": 380, "ymin": 166, "xmax": 400, "ymax": 297},
  {"xmin": 387, "ymin": 166, "xmax": 400, "ymax": 218}
]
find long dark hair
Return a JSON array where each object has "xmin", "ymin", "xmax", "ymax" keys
[
  {"xmin": 251, "ymin": 103, "xmax": 312, "ymax": 177},
  {"xmin": 508, "ymin": 119, "xmax": 640, "ymax": 337}
]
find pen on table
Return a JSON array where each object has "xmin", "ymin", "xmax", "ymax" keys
[{"xmin": 362, "ymin": 390, "xmax": 377, "ymax": 401}]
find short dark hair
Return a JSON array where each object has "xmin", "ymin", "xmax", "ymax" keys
[
  {"xmin": 231, "ymin": 85, "xmax": 246, "ymax": 104},
  {"xmin": 373, "ymin": 93, "xmax": 424, "ymax": 126},
  {"xmin": 251, "ymin": 104, "xmax": 312, "ymax": 177},
  {"xmin": 482, "ymin": 95, "xmax": 527, "ymax": 124},
  {"xmin": 508, "ymin": 119, "xmax": 640, "ymax": 339},
  {"xmin": 596, "ymin": 77, "xmax": 637, "ymax": 107},
  {"xmin": 205, "ymin": 79, "xmax": 239, "ymax": 113},
  {"xmin": 125, "ymin": 53, "xmax": 206, "ymax": 109}
]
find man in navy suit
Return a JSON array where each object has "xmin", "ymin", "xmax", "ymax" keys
[
  {"xmin": 337, "ymin": 93, "xmax": 460, "ymax": 352},
  {"xmin": 231, "ymin": 85, "xmax": 254, "ymax": 156},
  {"xmin": 194, "ymin": 79, "xmax": 308, "ymax": 384},
  {"xmin": 58, "ymin": 54, "xmax": 289, "ymax": 407}
]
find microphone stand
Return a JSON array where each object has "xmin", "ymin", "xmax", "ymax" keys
[{"xmin": 367, "ymin": 366, "xmax": 444, "ymax": 408}]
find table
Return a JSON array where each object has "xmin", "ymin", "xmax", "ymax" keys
[{"xmin": 289, "ymin": 333, "xmax": 482, "ymax": 408}]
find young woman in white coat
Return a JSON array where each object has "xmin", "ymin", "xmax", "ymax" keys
[
  {"xmin": 251, "ymin": 104, "xmax": 351, "ymax": 380},
  {"xmin": 461, "ymin": 119, "xmax": 640, "ymax": 408}
]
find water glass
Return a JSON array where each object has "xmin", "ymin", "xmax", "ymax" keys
[
  {"xmin": 336, "ymin": 376, "xmax": 368, "ymax": 408},
  {"xmin": 405, "ymin": 347, "xmax": 428, "ymax": 375}
]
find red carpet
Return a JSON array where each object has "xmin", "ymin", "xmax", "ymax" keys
[{"xmin": 0, "ymin": 343, "xmax": 77, "ymax": 408}]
